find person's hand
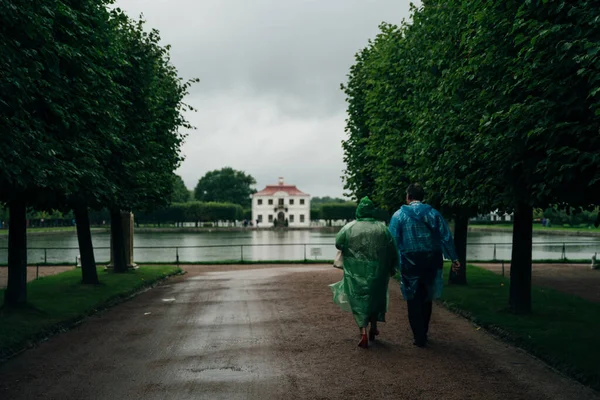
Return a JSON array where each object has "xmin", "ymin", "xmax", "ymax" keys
[{"xmin": 451, "ymin": 260, "xmax": 461, "ymax": 272}]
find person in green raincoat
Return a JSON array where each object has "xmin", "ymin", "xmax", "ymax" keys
[{"xmin": 330, "ymin": 197, "xmax": 398, "ymax": 348}]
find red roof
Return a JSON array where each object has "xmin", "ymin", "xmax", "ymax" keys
[{"xmin": 254, "ymin": 182, "xmax": 309, "ymax": 196}]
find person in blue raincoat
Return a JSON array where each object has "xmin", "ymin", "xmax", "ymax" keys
[
  {"xmin": 388, "ymin": 183, "xmax": 460, "ymax": 347},
  {"xmin": 331, "ymin": 197, "xmax": 398, "ymax": 348}
]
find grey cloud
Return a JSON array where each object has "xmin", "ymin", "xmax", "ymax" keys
[{"xmin": 115, "ymin": 0, "xmax": 418, "ymax": 198}]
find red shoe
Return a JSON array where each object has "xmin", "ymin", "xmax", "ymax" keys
[
  {"xmin": 368, "ymin": 328, "xmax": 380, "ymax": 341},
  {"xmin": 358, "ymin": 334, "xmax": 369, "ymax": 349}
]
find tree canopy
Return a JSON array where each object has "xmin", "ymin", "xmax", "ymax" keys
[
  {"xmin": 171, "ymin": 175, "xmax": 191, "ymax": 204},
  {"xmin": 0, "ymin": 1, "xmax": 196, "ymax": 305},
  {"xmin": 194, "ymin": 167, "xmax": 256, "ymax": 208},
  {"xmin": 311, "ymin": 197, "xmax": 348, "ymax": 205},
  {"xmin": 341, "ymin": 0, "xmax": 600, "ymax": 313}
]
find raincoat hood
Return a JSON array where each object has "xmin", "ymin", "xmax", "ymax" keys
[
  {"xmin": 356, "ymin": 197, "xmax": 376, "ymax": 219},
  {"xmin": 401, "ymin": 202, "xmax": 433, "ymax": 222}
]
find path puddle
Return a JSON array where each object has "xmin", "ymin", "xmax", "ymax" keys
[{"xmin": 188, "ymin": 367, "xmax": 253, "ymax": 382}]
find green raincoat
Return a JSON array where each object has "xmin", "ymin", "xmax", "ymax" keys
[{"xmin": 330, "ymin": 197, "xmax": 398, "ymax": 327}]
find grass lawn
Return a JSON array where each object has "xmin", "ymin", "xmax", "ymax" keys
[
  {"xmin": 0, "ymin": 265, "xmax": 181, "ymax": 357},
  {"xmin": 0, "ymin": 227, "xmax": 107, "ymax": 235},
  {"xmin": 470, "ymin": 223, "xmax": 600, "ymax": 233},
  {"xmin": 441, "ymin": 264, "xmax": 600, "ymax": 390}
]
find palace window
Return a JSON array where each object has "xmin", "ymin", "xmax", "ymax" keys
[
  {"xmin": 257, "ymin": 199, "xmax": 263, "ymax": 205},
  {"xmin": 289, "ymin": 214, "xmax": 295, "ymax": 223},
  {"xmin": 258, "ymin": 215, "xmax": 263, "ymax": 222},
  {"xmin": 289, "ymin": 199, "xmax": 294, "ymax": 205},
  {"xmin": 268, "ymin": 199, "xmax": 273, "ymax": 205},
  {"xmin": 278, "ymin": 198, "xmax": 284, "ymax": 206},
  {"xmin": 268, "ymin": 215, "xmax": 273, "ymax": 222},
  {"xmin": 300, "ymin": 214, "xmax": 305, "ymax": 223},
  {"xmin": 300, "ymin": 199, "xmax": 305, "ymax": 205}
]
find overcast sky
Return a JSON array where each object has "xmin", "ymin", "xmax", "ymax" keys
[{"xmin": 114, "ymin": 0, "xmax": 418, "ymax": 198}]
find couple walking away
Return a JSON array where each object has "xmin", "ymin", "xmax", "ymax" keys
[{"xmin": 330, "ymin": 183, "xmax": 460, "ymax": 348}]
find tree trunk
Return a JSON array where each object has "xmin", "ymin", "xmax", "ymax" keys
[
  {"xmin": 110, "ymin": 208, "xmax": 127, "ymax": 273},
  {"xmin": 4, "ymin": 201, "xmax": 27, "ymax": 306},
  {"xmin": 509, "ymin": 204, "xmax": 533, "ymax": 314},
  {"xmin": 449, "ymin": 211, "xmax": 468, "ymax": 285},
  {"xmin": 74, "ymin": 204, "xmax": 99, "ymax": 284}
]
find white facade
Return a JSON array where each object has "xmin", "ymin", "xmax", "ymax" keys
[
  {"xmin": 252, "ymin": 178, "xmax": 311, "ymax": 228},
  {"xmin": 472, "ymin": 210, "xmax": 513, "ymax": 222}
]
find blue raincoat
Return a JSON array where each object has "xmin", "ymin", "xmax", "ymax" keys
[{"xmin": 388, "ymin": 201, "xmax": 458, "ymax": 301}]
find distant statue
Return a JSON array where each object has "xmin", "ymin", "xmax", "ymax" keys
[{"xmin": 592, "ymin": 253, "xmax": 599, "ymax": 270}]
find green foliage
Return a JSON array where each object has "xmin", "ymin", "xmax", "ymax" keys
[
  {"xmin": 320, "ymin": 203, "xmax": 357, "ymax": 222},
  {"xmin": 104, "ymin": 11, "xmax": 197, "ymax": 213},
  {"xmin": 0, "ymin": 0, "xmax": 117, "ymax": 203},
  {"xmin": 340, "ymin": 44, "xmax": 377, "ymax": 201},
  {"xmin": 170, "ymin": 175, "xmax": 191, "ymax": 203},
  {"xmin": 311, "ymin": 197, "xmax": 348, "ymax": 205},
  {"xmin": 194, "ymin": 167, "xmax": 256, "ymax": 208},
  {"xmin": 0, "ymin": 207, "xmax": 8, "ymax": 222},
  {"xmin": 342, "ymin": 0, "xmax": 600, "ymax": 311},
  {"xmin": 137, "ymin": 201, "xmax": 243, "ymax": 225},
  {"xmin": 310, "ymin": 207, "xmax": 322, "ymax": 221},
  {"xmin": 543, "ymin": 207, "xmax": 600, "ymax": 227},
  {"xmin": 0, "ymin": 1, "xmax": 197, "ymax": 302},
  {"xmin": 344, "ymin": 0, "xmax": 600, "ymax": 210},
  {"xmin": 309, "ymin": 201, "xmax": 388, "ymax": 223}
]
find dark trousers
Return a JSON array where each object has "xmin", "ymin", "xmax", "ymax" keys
[{"xmin": 406, "ymin": 281, "xmax": 433, "ymax": 344}]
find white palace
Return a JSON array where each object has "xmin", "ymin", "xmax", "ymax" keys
[{"xmin": 252, "ymin": 177, "xmax": 311, "ymax": 228}]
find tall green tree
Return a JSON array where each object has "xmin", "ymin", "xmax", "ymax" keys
[
  {"xmin": 341, "ymin": 0, "xmax": 600, "ymax": 312},
  {"xmin": 194, "ymin": 167, "xmax": 256, "ymax": 208},
  {"xmin": 0, "ymin": 0, "xmax": 125, "ymax": 301},
  {"xmin": 341, "ymin": 44, "xmax": 378, "ymax": 201},
  {"xmin": 400, "ymin": 2, "xmax": 486, "ymax": 285},
  {"xmin": 60, "ymin": 0, "xmax": 127, "ymax": 285},
  {"xmin": 341, "ymin": 16, "xmax": 472, "ymax": 283},
  {"xmin": 454, "ymin": 0, "xmax": 600, "ymax": 312},
  {"xmin": 171, "ymin": 174, "xmax": 191, "ymax": 203},
  {"xmin": 320, "ymin": 203, "xmax": 357, "ymax": 224},
  {"xmin": 105, "ymin": 11, "xmax": 197, "ymax": 272},
  {"xmin": 311, "ymin": 197, "xmax": 347, "ymax": 205}
]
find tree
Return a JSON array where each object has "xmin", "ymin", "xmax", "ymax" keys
[
  {"xmin": 310, "ymin": 207, "xmax": 322, "ymax": 221},
  {"xmin": 0, "ymin": 0, "xmax": 126, "ymax": 301},
  {"xmin": 104, "ymin": 11, "xmax": 197, "ymax": 271},
  {"xmin": 341, "ymin": 16, "xmax": 472, "ymax": 283},
  {"xmin": 341, "ymin": 0, "xmax": 600, "ymax": 313},
  {"xmin": 60, "ymin": 0, "xmax": 128, "ymax": 285},
  {"xmin": 402, "ymin": 0, "xmax": 600, "ymax": 311},
  {"xmin": 311, "ymin": 197, "xmax": 347, "ymax": 205},
  {"xmin": 320, "ymin": 203, "xmax": 357, "ymax": 224},
  {"xmin": 171, "ymin": 175, "xmax": 191, "ymax": 203},
  {"xmin": 449, "ymin": 0, "xmax": 600, "ymax": 312},
  {"xmin": 194, "ymin": 167, "xmax": 256, "ymax": 208},
  {"xmin": 398, "ymin": 3, "xmax": 486, "ymax": 285},
  {"xmin": 341, "ymin": 44, "xmax": 378, "ymax": 201}
]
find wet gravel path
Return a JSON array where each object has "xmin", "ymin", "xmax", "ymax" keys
[{"xmin": 0, "ymin": 264, "xmax": 597, "ymax": 399}]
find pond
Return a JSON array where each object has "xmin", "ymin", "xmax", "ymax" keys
[{"xmin": 0, "ymin": 229, "xmax": 598, "ymax": 264}]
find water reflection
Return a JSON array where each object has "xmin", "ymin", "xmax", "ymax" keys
[{"xmin": 0, "ymin": 229, "xmax": 598, "ymax": 264}]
